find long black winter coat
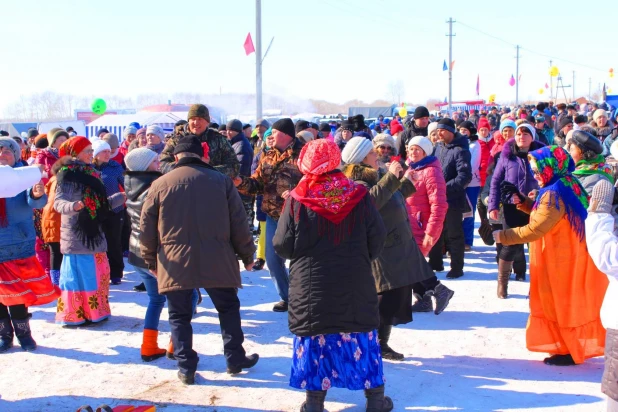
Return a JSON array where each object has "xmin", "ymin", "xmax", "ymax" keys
[
  {"xmin": 395, "ymin": 121, "xmax": 428, "ymax": 158},
  {"xmin": 273, "ymin": 191, "xmax": 386, "ymax": 337},
  {"xmin": 125, "ymin": 170, "xmax": 162, "ymax": 269},
  {"xmin": 434, "ymin": 133, "xmax": 472, "ymax": 211}
]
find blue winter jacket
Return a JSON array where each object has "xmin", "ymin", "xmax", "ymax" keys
[
  {"xmin": 0, "ymin": 168, "xmax": 47, "ymax": 264},
  {"xmin": 230, "ymin": 134, "xmax": 254, "ymax": 177},
  {"xmin": 96, "ymin": 160, "xmax": 125, "ymax": 214},
  {"xmin": 434, "ymin": 133, "xmax": 472, "ymax": 211}
]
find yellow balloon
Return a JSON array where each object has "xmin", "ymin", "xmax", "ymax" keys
[
  {"xmin": 398, "ymin": 108, "xmax": 408, "ymax": 117},
  {"xmin": 609, "ymin": 88, "xmax": 613, "ymax": 94},
  {"xmin": 610, "ymin": 72, "xmax": 615, "ymax": 78},
  {"xmin": 549, "ymin": 66, "xmax": 559, "ymax": 77},
  {"xmin": 488, "ymin": 94, "xmax": 496, "ymax": 103},
  {"xmin": 538, "ymin": 88, "xmax": 544, "ymax": 95}
]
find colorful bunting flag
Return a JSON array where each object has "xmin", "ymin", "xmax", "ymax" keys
[
  {"xmin": 509, "ymin": 75, "xmax": 515, "ymax": 87},
  {"xmin": 244, "ymin": 33, "xmax": 255, "ymax": 56},
  {"xmin": 442, "ymin": 60, "xmax": 447, "ymax": 71}
]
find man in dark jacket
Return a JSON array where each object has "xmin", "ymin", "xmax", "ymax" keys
[
  {"xmin": 428, "ymin": 118, "xmax": 472, "ymax": 279},
  {"xmin": 227, "ymin": 119, "xmax": 255, "ymax": 229},
  {"xmin": 160, "ymin": 104, "xmax": 239, "ymax": 177},
  {"xmin": 141, "ymin": 135, "xmax": 258, "ymax": 385},
  {"xmin": 235, "ymin": 118, "xmax": 303, "ymax": 313},
  {"xmin": 396, "ymin": 106, "xmax": 430, "ymax": 157}
]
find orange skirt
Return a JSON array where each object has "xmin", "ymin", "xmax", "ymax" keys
[{"xmin": 0, "ymin": 256, "xmax": 60, "ymax": 307}]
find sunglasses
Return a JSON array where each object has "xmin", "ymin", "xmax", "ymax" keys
[{"xmin": 377, "ymin": 145, "xmax": 392, "ymax": 150}]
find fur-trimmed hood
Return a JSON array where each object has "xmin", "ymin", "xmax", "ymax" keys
[{"xmin": 341, "ymin": 163, "xmax": 379, "ymax": 187}]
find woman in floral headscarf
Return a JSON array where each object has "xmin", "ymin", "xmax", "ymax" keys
[
  {"xmin": 273, "ymin": 139, "xmax": 393, "ymax": 412},
  {"xmin": 54, "ymin": 137, "xmax": 126, "ymax": 326},
  {"xmin": 493, "ymin": 145, "xmax": 608, "ymax": 366}
]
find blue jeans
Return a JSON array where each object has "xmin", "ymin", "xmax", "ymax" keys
[
  {"xmin": 136, "ymin": 267, "xmax": 199, "ymax": 330},
  {"xmin": 463, "ymin": 186, "xmax": 481, "ymax": 246},
  {"xmin": 265, "ymin": 215, "xmax": 289, "ymax": 302},
  {"xmin": 137, "ymin": 267, "xmax": 166, "ymax": 331}
]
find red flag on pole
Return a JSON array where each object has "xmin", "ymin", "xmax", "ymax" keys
[
  {"xmin": 509, "ymin": 75, "xmax": 515, "ymax": 86},
  {"xmin": 545, "ymin": 82, "xmax": 549, "ymax": 89},
  {"xmin": 244, "ymin": 33, "xmax": 255, "ymax": 55}
]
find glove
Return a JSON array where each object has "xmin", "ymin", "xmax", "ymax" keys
[
  {"xmin": 500, "ymin": 181, "xmax": 525, "ymax": 204},
  {"xmin": 589, "ymin": 179, "xmax": 615, "ymax": 214}
]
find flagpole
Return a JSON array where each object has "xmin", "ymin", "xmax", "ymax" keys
[
  {"xmin": 446, "ymin": 17, "xmax": 455, "ymax": 115},
  {"xmin": 256, "ymin": 0, "xmax": 263, "ymax": 122}
]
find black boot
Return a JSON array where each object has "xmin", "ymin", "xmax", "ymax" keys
[
  {"xmin": 133, "ymin": 282, "xmax": 146, "ymax": 292},
  {"xmin": 411, "ymin": 293, "xmax": 433, "ymax": 313},
  {"xmin": 378, "ymin": 325, "xmax": 404, "ymax": 361},
  {"xmin": 543, "ymin": 354, "xmax": 576, "ymax": 366},
  {"xmin": 432, "ymin": 283, "xmax": 455, "ymax": 315},
  {"xmin": 0, "ymin": 318, "xmax": 13, "ymax": 353},
  {"xmin": 12, "ymin": 317, "xmax": 36, "ymax": 351},
  {"xmin": 227, "ymin": 353, "xmax": 260, "ymax": 374},
  {"xmin": 365, "ymin": 386, "xmax": 394, "ymax": 412},
  {"xmin": 177, "ymin": 370, "xmax": 195, "ymax": 385},
  {"xmin": 300, "ymin": 390, "xmax": 326, "ymax": 412}
]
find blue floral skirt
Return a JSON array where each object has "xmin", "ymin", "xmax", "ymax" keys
[{"xmin": 290, "ymin": 330, "xmax": 385, "ymax": 391}]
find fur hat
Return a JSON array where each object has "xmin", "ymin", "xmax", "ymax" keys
[
  {"xmin": 372, "ymin": 133, "xmax": 396, "ymax": 149},
  {"xmin": 124, "ymin": 147, "xmax": 158, "ymax": 171},
  {"xmin": 187, "ymin": 104, "xmax": 210, "ymax": 122},
  {"xmin": 407, "ymin": 136, "xmax": 433, "ymax": 156},
  {"xmin": 341, "ymin": 136, "xmax": 373, "ymax": 164},
  {"xmin": 593, "ymin": 109, "xmax": 607, "ymax": 122}
]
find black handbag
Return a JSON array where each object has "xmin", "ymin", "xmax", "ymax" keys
[{"xmin": 478, "ymin": 219, "xmax": 495, "ymax": 245}]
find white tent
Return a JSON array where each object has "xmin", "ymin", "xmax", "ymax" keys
[{"xmin": 85, "ymin": 112, "xmax": 188, "ymax": 139}]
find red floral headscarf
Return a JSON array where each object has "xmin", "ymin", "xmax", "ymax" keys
[{"xmin": 59, "ymin": 136, "xmax": 91, "ymax": 158}]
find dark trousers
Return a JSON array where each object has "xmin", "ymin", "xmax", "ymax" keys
[
  {"xmin": 121, "ymin": 209, "xmax": 131, "ymax": 253},
  {"xmin": 166, "ymin": 288, "xmax": 246, "ymax": 375},
  {"xmin": 49, "ymin": 242, "xmax": 63, "ymax": 271},
  {"xmin": 0, "ymin": 303, "xmax": 28, "ymax": 320},
  {"xmin": 102, "ymin": 211, "xmax": 125, "ymax": 280},
  {"xmin": 412, "ymin": 275, "xmax": 440, "ymax": 296},
  {"xmin": 428, "ymin": 208, "xmax": 465, "ymax": 273}
]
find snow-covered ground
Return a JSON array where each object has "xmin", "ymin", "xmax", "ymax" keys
[{"xmin": 0, "ymin": 232, "xmax": 607, "ymax": 411}]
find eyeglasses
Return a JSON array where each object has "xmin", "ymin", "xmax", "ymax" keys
[
  {"xmin": 82, "ymin": 149, "xmax": 95, "ymax": 154},
  {"xmin": 377, "ymin": 145, "xmax": 392, "ymax": 150}
]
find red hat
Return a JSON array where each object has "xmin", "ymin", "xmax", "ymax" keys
[
  {"xmin": 478, "ymin": 118, "xmax": 491, "ymax": 130},
  {"xmin": 390, "ymin": 121, "xmax": 404, "ymax": 135},
  {"xmin": 59, "ymin": 136, "xmax": 91, "ymax": 158},
  {"xmin": 297, "ymin": 139, "xmax": 341, "ymax": 176},
  {"xmin": 201, "ymin": 142, "xmax": 210, "ymax": 159}
]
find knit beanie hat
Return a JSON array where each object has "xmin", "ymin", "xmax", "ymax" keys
[
  {"xmin": 92, "ymin": 140, "xmax": 111, "ymax": 158},
  {"xmin": 187, "ymin": 104, "xmax": 210, "ymax": 122},
  {"xmin": 459, "ymin": 120, "xmax": 477, "ymax": 135},
  {"xmin": 146, "ymin": 125, "xmax": 165, "ymax": 141},
  {"xmin": 515, "ymin": 123, "xmax": 536, "ymax": 139},
  {"xmin": 477, "ymin": 118, "xmax": 491, "ymax": 130},
  {"xmin": 373, "ymin": 133, "xmax": 396, "ymax": 148},
  {"xmin": 272, "ymin": 118, "xmax": 295, "ymax": 138},
  {"xmin": 226, "ymin": 119, "xmax": 243, "ymax": 133},
  {"xmin": 407, "ymin": 136, "xmax": 433, "ymax": 156},
  {"xmin": 123, "ymin": 125, "xmax": 138, "ymax": 138},
  {"xmin": 59, "ymin": 136, "xmax": 91, "ymax": 158},
  {"xmin": 296, "ymin": 130, "xmax": 314, "ymax": 144},
  {"xmin": 341, "ymin": 136, "xmax": 373, "ymax": 164},
  {"xmin": 499, "ymin": 119, "xmax": 517, "ymax": 133},
  {"xmin": 414, "ymin": 106, "xmax": 430, "ymax": 119},
  {"xmin": 295, "ymin": 120, "xmax": 311, "ymax": 134},
  {"xmin": 174, "ymin": 135, "xmax": 204, "ymax": 157},
  {"xmin": 0, "ymin": 137, "xmax": 21, "ymax": 161},
  {"xmin": 574, "ymin": 114, "xmax": 587, "ymax": 124},
  {"xmin": 427, "ymin": 122, "xmax": 438, "ymax": 135},
  {"xmin": 558, "ymin": 116, "xmax": 573, "ymax": 130},
  {"xmin": 27, "ymin": 128, "xmax": 39, "ymax": 139},
  {"xmin": 390, "ymin": 121, "xmax": 404, "ymax": 135},
  {"xmin": 217, "ymin": 124, "xmax": 227, "ymax": 132},
  {"xmin": 102, "ymin": 133, "xmax": 120, "ymax": 150},
  {"xmin": 34, "ymin": 134, "xmax": 49, "ymax": 149},
  {"xmin": 593, "ymin": 109, "xmax": 607, "ymax": 122},
  {"xmin": 437, "ymin": 118, "xmax": 457, "ymax": 134},
  {"xmin": 124, "ymin": 147, "xmax": 159, "ymax": 171},
  {"xmin": 136, "ymin": 127, "xmax": 147, "ymax": 138},
  {"xmin": 48, "ymin": 128, "xmax": 69, "ymax": 147}
]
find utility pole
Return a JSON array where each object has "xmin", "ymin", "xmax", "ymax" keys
[
  {"xmin": 256, "ymin": 0, "xmax": 263, "ymax": 122},
  {"xmin": 446, "ymin": 17, "xmax": 456, "ymax": 115},
  {"xmin": 515, "ymin": 44, "xmax": 519, "ymax": 106},
  {"xmin": 549, "ymin": 60, "xmax": 553, "ymax": 101},
  {"xmin": 572, "ymin": 71, "xmax": 575, "ymax": 101}
]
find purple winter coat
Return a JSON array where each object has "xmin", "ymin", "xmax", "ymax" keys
[{"xmin": 488, "ymin": 138, "xmax": 544, "ymax": 213}]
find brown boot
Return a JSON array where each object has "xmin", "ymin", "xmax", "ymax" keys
[
  {"xmin": 167, "ymin": 337, "xmax": 175, "ymax": 359},
  {"xmin": 497, "ymin": 259, "xmax": 513, "ymax": 299}
]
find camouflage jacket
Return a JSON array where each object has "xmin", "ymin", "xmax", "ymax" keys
[
  {"xmin": 237, "ymin": 139, "xmax": 303, "ymax": 220},
  {"xmin": 160, "ymin": 125, "xmax": 239, "ymax": 178}
]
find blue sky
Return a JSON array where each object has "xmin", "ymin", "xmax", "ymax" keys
[{"xmin": 1, "ymin": 0, "xmax": 616, "ymax": 115}]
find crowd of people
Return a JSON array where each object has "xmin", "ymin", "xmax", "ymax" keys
[{"xmin": 1, "ymin": 99, "xmax": 618, "ymax": 411}]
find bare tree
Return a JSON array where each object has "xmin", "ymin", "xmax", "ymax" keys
[{"xmin": 387, "ymin": 80, "xmax": 405, "ymax": 105}]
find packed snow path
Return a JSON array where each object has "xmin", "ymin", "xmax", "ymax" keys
[{"xmin": 0, "ymin": 237, "xmax": 606, "ymax": 411}]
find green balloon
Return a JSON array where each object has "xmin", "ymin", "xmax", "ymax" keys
[{"xmin": 91, "ymin": 98, "xmax": 107, "ymax": 115}]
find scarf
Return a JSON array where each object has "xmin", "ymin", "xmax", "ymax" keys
[
  {"xmin": 573, "ymin": 155, "xmax": 615, "ymax": 183},
  {"xmin": 407, "ymin": 155, "xmax": 437, "ymax": 170},
  {"xmin": 146, "ymin": 141, "xmax": 166, "ymax": 155},
  {"xmin": 290, "ymin": 171, "xmax": 367, "ymax": 245},
  {"xmin": 529, "ymin": 145, "xmax": 589, "ymax": 241},
  {"xmin": 56, "ymin": 162, "xmax": 111, "ymax": 250}
]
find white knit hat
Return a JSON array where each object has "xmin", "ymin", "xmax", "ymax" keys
[
  {"xmin": 427, "ymin": 122, "xmax": 438, "ymax": 136},
  {"xmin": 407, "ymin": 136, "xmax": 433, "ymax": 156},
  {"xmin": 146, "ymin": 125, "xmax": 165, "ymax": 140},
  {"xmin": 296, "ymin": 130, "xmax": 314, "ymax": 144},
  {"xmin": 593, "ymin": 109, "xmax": 607, "ymax": 122},
  {"xmin": 341, "ymin": 136, "xmax": 373, "ymax": 164},
  {"xmin": 372, "ymin": 133, "xmax": 395, "ymax": 149},
  {"xmin": 124, "ymin": 148, "xmax": 159, "ymax": 172},
  {"xmin": 92, "ymin": 140, "xmax": 111, "ymax": 158}
]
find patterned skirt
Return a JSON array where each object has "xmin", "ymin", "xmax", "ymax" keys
[
  {"xmin": 55, "ymin": 253, "xmax": 111, "ymax": 325},
  {"xmin": 290, "ymin": 330, "xmax": 385, "ymax": 391},
  {"xmin": 0, "ymin": 256, "xmax": 60, "ymax": 307}
]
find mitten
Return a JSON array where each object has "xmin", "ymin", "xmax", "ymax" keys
[{"xmin": 589, "ymin": 179, "xmax": 614, "ymax": 214}]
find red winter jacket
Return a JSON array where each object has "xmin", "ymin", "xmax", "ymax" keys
[
  {"xmin": 478, "ymin": 138, "xmax": 495, "ymax": 188},
  {"xmin": 405, "ymin": 157, "xmax": 448, "ymax": 256}
]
